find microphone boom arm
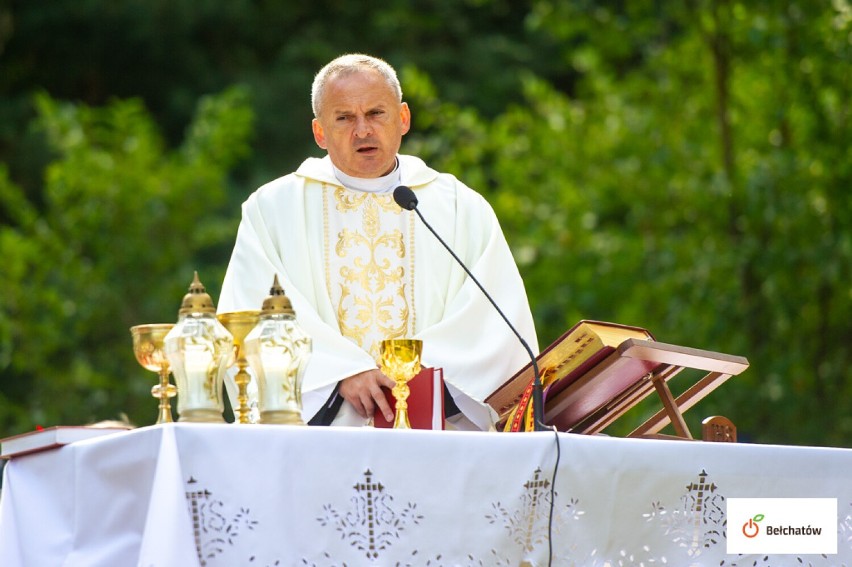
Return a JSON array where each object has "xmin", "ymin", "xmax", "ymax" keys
[{"xmin": 409, "ymin": 206, "xmax": 547, "ymax": 432}]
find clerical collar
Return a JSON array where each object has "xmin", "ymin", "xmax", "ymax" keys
[{"xmin": 332, "ymin": 159, "xmax": 401, "ymax": 193}]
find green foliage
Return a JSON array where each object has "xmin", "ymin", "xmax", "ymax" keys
[
  {"xmin": 0, "ymin": 87, "xmax": 253, "ymax": 434},
  {"xmin": 0, "ymin": 0, "xmax": 562, "ymax": 186},
  {"xmin": 404, "ymin": 1, "xmax": 851, "ymax": 446},
  {"xmin": 0, "ymin": 0, "xmax": 848, "ymax": 447}
]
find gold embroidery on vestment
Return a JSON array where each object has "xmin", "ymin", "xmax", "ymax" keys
[{"xmin": 324, "ymin": 187, "xmax": 413, "ymax": 359}]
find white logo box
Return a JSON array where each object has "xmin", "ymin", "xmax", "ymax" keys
[{"xmin": 727, "ymin": 498, "xmax": 837, "ymax": 555}]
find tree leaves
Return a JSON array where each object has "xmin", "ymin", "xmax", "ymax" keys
[
  {"xmin": 0, "ymin": 87, "xmax": 253, "ymax": 431},
  {"xmin": 0, "ymin": 1, "xmax": 848, "ymax": 445}
]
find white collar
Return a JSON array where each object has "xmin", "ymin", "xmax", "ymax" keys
[{"xmin": 331, "ymin": 159, "xmax": 401, "ymax": 193}]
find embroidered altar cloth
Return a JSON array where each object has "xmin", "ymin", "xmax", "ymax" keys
[{"xmin": 0, "ymin": 423, "xmax": 850, "ymax": 566}]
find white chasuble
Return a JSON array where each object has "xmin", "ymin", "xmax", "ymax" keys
[
  {"xmin": 324, "ymin": 186, "xmax": 415, "ymax": 361},
  {"xmin": 218, "ymin": 155, "xmax": 539, "ymax": 430}
]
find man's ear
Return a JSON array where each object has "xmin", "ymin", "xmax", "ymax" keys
[
  {"xmin": 400, "ymin": 102, "xmax": 411, "ymax": 136},
  {"xmin": 312, "ymin": 118, "xmax": 327, "ymax": 149}
]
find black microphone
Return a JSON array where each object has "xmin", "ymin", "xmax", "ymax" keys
[{"xmin": 393, "ymin": 185, "xmax": 546, "ymax": 432}]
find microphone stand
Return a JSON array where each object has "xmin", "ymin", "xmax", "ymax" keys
[{"xmin": 408, "ymin": 205, "xmax": 547, "ymax": 432}]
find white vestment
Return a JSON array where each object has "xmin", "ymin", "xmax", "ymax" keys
[{"xmin": 218, "ymin": 154, "xmax": 538, "ymax": 429}]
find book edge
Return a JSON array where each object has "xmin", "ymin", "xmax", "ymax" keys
[{"xmin": 1, "ymin": 426, "xmax": 131, "ymax": 458}]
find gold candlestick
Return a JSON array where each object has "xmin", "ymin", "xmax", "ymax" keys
[
  {"xmin": 379, "ymin": 339, "xmax": 423, "ymax": 429},
  {"xmin": 217, "ymin": 310, "xmax": 261, "ymax": 424},
  {"xmin": 131, "ymin": 323, "xmax": 177, "ymax": 424}
]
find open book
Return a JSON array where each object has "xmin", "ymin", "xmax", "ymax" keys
[
  {"xmin": 1, "ymin": 425, "xmax": 132, "ymax": 459},
  {"xmin": 485, "ymin": 320, "xmax": 654, "ymax": 431}
]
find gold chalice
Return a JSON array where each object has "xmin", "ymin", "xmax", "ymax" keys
[
  {"xmin": 217, "ymin": 310, "xmax": 261, "ymax": 424},
  {"xmin": 131, "ymin": 323, "xmax": 177, "ymax": 424},
  {"xmin": 379, "ymin": 339, "xmax": 423, "ymax": 429}
]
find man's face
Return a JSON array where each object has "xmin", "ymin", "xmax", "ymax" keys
[{"xmin": 312, "ymin": 70, "xmax": 411, "ymax": 178}]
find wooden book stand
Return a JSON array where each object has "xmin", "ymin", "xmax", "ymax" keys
[{"xmin": 543, "ymin": 339, "xmax": 749, "ymax": 440}]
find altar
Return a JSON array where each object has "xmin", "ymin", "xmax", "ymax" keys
[{"xmin": 1, "ymin": 423, "xmax": 850, "ymax": 566}]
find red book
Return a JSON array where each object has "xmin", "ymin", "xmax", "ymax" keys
[
  {"xmin": 1, "ymin": 425, "xmax": 131, "ymax": 459},
  {"xmin": 373, "ymin": 367, "xmax": 445, "ymax": 430}
]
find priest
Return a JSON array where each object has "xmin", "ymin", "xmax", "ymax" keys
[{"xmin": 218, "ymin": 53, "xmax": 538, "ymax": 430}]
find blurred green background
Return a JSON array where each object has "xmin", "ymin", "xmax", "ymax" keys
[{"xmin": 0, "ymin": 1, "xmax": 849, "ymax": 447}]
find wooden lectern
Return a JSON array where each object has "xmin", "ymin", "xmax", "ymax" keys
[{"xmin": 543, "ymin": 339, "xmax": 749, "ymax": 440}]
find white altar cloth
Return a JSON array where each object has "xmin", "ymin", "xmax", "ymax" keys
[{"xmin": 0, "ymin": 423, "xmax": 850, "ymax": 566}]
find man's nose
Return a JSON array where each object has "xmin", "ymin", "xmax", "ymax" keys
[{"xmin": 354, "ymin": 116, "xmax": 372, "ymax": 138}]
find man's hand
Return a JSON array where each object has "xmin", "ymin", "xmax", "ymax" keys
[{"xmin": 338, "ymin": 369, "xmax": 396, "ymax": 421}]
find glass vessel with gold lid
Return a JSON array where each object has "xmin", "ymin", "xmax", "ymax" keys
[
  {"xmin": 164, "ymin": 272, "xmax": 234, "ymax": 422},
  {"xmin": 244, "ymin": 275, "xmax": 312, "ymax": 425}
]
